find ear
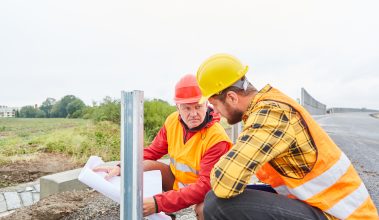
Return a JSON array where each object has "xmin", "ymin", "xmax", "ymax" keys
[{"xmin": 226, "ymin": 91, "xmax": 239, "ymax": 104}]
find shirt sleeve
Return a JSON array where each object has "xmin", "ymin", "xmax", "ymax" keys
[
  {"xmin": 154, "ymin": 141, "xmax": 230, "ymax": 213},
  {"xmin": 143, "ymin": 125, "xmax": 169, "ymax": 161},
  {"xmin": 210, "ymin": 103, "xmax": 295, "ymax": 198}
]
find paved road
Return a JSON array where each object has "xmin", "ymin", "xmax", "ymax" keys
[{"xmin": 314, "ymin": 112, "xmax": 379, "ymax": 208}]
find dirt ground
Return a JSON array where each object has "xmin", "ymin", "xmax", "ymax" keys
[
  {"xmin": 2, "ymin": 189, "xmax": 194, "ymax": 220},
  {"xmin": 0, "ymin": 153, "xmax": 81, "ymax": 188},
  {"xmin": 0, "ymin": 153, "xmax": 193, "ymax": 220},
  {"xmin": 0, "ymin": 153, "xmax": 121, "ymax": 220},
  {"xmin": 2, "ymin": 190, "xmax": 120, "ymax": 220}
]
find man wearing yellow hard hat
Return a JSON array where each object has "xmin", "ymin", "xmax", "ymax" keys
[{"xmin": 196, "ymin": 54, "xmax": 378, "ymax": 220}]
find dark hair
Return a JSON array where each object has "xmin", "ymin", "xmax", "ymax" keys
[{"xmin": 212, "ymin": 77, "xmax": 257, "ymax": 102}]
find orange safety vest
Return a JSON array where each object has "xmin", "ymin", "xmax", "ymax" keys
[
  {"xmin": 254, "ymin": 87, "xmax": 378, "ymax": 219},
  {"xmin": 165, "ymin": 112, "xmax": 232, "ymax": 191}
]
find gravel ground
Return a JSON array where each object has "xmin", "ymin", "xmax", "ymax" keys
[
  {"xmin": 1, "ymin": 189, "xmax": 196, "ymax": 220},
  {"xmin": 63, "ymin": 192, "xmax": 197, "ymax": 220}
]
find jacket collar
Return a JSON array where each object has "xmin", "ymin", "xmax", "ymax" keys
[{"xmin": 242, "ymin": 84, "xmax": 272, "ymax": 123}]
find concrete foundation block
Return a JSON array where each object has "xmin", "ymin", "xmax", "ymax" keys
[
  {"xmin": 40, "ymin": 161, "xmax": 119, "ymax": 199},
  {"xmin": 40, "ymin": 168, "xmax": 88, "ymax": 199}
]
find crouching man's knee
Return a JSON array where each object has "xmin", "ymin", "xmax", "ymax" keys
[{"xmin": 203, "ymin": 190, "xmax": 221, "ymax": 219}]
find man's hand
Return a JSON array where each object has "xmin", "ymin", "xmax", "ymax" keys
[
  {"xmin": 92, "ymin": 165, "xmax": 121, "ymax": 180},
  {"xmin": 143, "ymin": 197, "xmax": 156, "ymax": 217}
]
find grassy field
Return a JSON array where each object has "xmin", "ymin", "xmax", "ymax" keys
[
  {"xmin": 0, "ymin": 118, "xmax": 121, "ymax": 165},
  {"xmin": 0, "ymin": 116, "xmax": 232, "ymax": 166}
]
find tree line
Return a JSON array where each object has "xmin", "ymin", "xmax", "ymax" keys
[
  {"xmin": 17, "ymin": 95, "xmax": 85, "ymax": 118},
  {"xmin": 16, "ymin": 95, "xmax": 177, "ymax": 142}
]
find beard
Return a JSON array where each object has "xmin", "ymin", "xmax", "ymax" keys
[{"xmin": 224, "ymin": 101, "xmax": 243, "ymax": 125}]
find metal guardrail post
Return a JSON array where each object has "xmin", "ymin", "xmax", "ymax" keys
[
  {"xmin": 231, "ymin": 122, "xmax": 242, "ymax": 143},
  {"xmin": 121, "ymin": 91, "xmax": 144, "ymax": 220}
]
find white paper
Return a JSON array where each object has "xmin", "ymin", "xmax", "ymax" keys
[
  {"xmin": 78, "ymin": 156, "xmax": 120, "ymax": 202},
  {"xmin": 78, "ymin": 156, "xmax": 171, "ymax": 220}
]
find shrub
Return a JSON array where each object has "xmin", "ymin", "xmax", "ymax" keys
[
  {"xmin": 83, "ymin": 97, "xmax": 176, "ymax": 144},
  {"xmin": 144, "ymin": 99, "xmax": 176, "ymax": 143}
]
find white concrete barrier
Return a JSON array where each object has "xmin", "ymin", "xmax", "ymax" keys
[{"xmin": 301, "ymin": 88, "xmax": 326, "ymax": 115}]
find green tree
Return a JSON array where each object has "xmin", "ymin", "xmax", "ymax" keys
[
  {"xmin": 19, "ymin": 106, "xmax": 39, "ymax": 118},
  {"xmin": 144, "ymin": 99, "xmax": 176, "ymax": 142},
  {"xmin": 39, "ymin": 98, "xmax": 56, "ymax": 118},
  {"xmin": 67, "ymin": 99, "xmax": 85, "ymax": 118},
  {"xmin": 82, "ymin": 96, "xmax": 120, "ymax": 123},
  {"xmin": 51, "ymin": 95, "xmax": 85, "ymax": 118},
  {"xmin": 35, "ymin": 109, "xmax": 47, "ymax": 118},
  {"xmin": 50, "ymin": 102, "xmax": 61, "ymax": 117}
]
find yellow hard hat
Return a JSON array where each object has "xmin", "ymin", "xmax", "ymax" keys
[{"xmin": 196, "ymin": 53, "xmax": 248, "ymax": 104}]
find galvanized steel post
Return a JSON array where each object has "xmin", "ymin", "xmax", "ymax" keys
[
  {"xmin": 231, "ymin": 122, "xmax": 242, "ymax": 143},
  {"xmin": 121, "ymin": 91, "xmax": 144, "ymax": 220}
]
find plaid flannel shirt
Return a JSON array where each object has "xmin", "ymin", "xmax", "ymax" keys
[{"xmin": 210, "ymin": 84, "xmax": 318, "ymax": 198}]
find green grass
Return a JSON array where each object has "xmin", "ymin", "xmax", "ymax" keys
[
  {"xmin": 0, "ymin": 116, "xmax": 233, "ymax": 166},
  {"xmin": 0, "ymin": 118, "xmax": 121, "ymax": 164}
]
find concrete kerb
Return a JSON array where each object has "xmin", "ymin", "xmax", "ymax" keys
[
  {"xmin": 40, "ymin": 168, "xmax": 87, "ymax": 198},
  {"xmin": 40, "ymin": 161, "xmax": 118, "ymax": 199},
  {"xmin": 40, "ymin": 158, "xmax": 170, "ymax": 199},
  {"xmin": 0, "ymin": 180, "xmax": 39, "ymax": 193}
]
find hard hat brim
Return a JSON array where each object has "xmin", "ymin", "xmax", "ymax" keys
[
  {"xmin": 198, "ymin": 96, "xmax": 210, "ymax": 104},
  {"xmin": 175, "ymin": 96, "xmax": 202, "ymax": 104}
]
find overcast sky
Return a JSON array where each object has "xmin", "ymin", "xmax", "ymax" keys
[{"xmin": 1, "ymin": 0, "xmax": 378, "ymax": 110}]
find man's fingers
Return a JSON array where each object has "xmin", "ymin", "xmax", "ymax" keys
[
  {"xmin": 93, "ymin": 166, "xmax": 110, "ymax": 173},
  {"xmin": 143, "ymin": 197, "xmax": 156, "ymax": 217},
  {"xmin": 105, "ymin": 171, "xmax": 116, "ymax": 180},
  {"xmin": 105, "ymin": 167, "xmax": 121, "ymax": 180}
]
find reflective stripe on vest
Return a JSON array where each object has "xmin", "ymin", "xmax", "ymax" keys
[
  {"xmin": 178, "ymin": 181, "xmax": 188, "ymax": 189},
  {"xmin": 273, "ymin": 185, "xmax": 290, "ymax": 196},
  {"xmin": 170, "ymin": 157, "xmax": 199, "ymax": 175},
  {"xmin": 275, "ymin": 152, "xmax": 350, "ymax": 200},
  {"xmin": 326, "ymin": 182, "xmax": 369, "ymax": 219},
  {"xmin": 273, "ymin": 152, "xmax": 370, "ymax": 218}
]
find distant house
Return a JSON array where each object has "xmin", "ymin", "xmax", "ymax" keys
[{"xmin": 0, "ymin": 106, "xmax": 19, "ymax": 118}]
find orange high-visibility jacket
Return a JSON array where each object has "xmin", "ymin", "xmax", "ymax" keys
[
  {"xmin": 255, "ymin": 87, "xmax": 378, "ymax": 219},
  {"xmin": 165, "ymin": 112, "xmax": 232, "ymax": 190}
]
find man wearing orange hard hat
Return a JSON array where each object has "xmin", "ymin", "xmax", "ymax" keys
[
  {"xmin": 95, "ymin": 74, "xmax": 232, "ymax": 219},
  {"xmin": 196, "ymin": 54, "xmax": 378, "ymax": 220}
]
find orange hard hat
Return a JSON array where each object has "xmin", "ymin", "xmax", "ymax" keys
[{"xmin": 174, "ymin": 74, "xmax": 202, "ymax": 104}]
